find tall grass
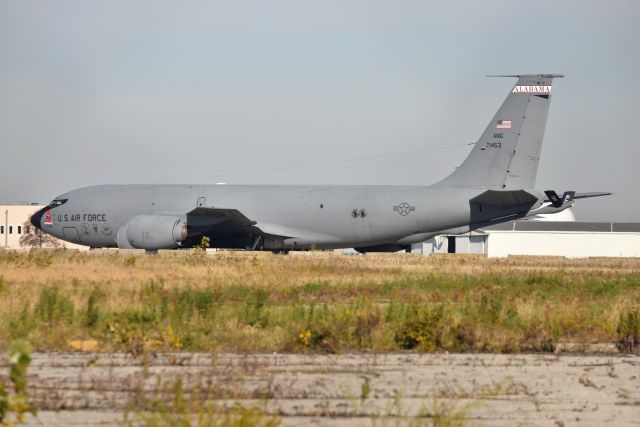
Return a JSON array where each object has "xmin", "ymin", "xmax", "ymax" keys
[{"xmin": 0, "ymin": 250, "xmax": 638, "ymax": 353}]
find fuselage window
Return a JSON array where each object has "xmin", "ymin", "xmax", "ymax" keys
[{"xmin": 49, "ymin": 199, "xmax": 68, "ymax": 208}]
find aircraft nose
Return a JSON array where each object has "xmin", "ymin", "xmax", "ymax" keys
[{"xmin": 30, "ymin": 206, "xmax": 47, "ymax": 230}]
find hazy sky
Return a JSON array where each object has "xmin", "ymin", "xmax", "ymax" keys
[{"xmin": 1, "ymin": 0, "xmax": 638, "ymax": 220}]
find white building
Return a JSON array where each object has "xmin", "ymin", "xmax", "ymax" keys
[
  {"xmin": 414, "ymin": 221, "xmax": 640, "ymax": 258},
  {"xmin": 1, "ymin": 204, "xmax": 85, "ymax": 250}
]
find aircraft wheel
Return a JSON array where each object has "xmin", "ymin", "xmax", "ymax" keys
[{"xmin": 271, "ymin": 250, "xmax": 290, "ymax": 255}]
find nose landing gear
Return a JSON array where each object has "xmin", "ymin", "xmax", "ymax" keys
[{"xmin": 271, "ymin": 250, "xmax": 290, "ymax": 255}]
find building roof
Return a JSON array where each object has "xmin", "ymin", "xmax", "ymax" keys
[{"xmin": 481, "ymin": 221, "xmax": 640, "ymax": 233}]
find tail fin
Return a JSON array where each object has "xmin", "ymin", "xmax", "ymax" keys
[{"xmin": 437, "ymin": 74, "xmax": 563, "ymax": 189}]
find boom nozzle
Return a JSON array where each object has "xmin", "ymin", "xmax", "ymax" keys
[{"xmin": 486, "ymin": 74, "xmax": 565, "ymax": 78}]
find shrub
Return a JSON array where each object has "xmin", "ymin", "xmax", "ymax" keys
[
  {"xmin": 617, "ymin": 309, "xmax": 640, "ymax": 353},
  {"xmin": 85, "ymin": 286, "xmax": 104, "ymax": 328},
  {"xmin": 123, "ymin": 256, "xmax": 137, "ymax": 267},
  {"xmin": 395, "ymin": 304, "xmax": 446, "ymax": 351},
  {"xmin": 34, "ymin": 286, "xmax": 74, "ymax": 328},
  {"xmin": 243, "ymin": 289, "xmax": 268, "ymax": 328},
  {"xmin": 7, "ymin": 305, "xmax": 35, "ymax": 341}
]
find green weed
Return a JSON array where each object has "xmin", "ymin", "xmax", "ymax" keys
[
  {"xmin": 34, "ymin": 286, "xmax": 75, "ymax": 329},
  {"xmin": 371, "ymin": 389, "xmax": 474, "ymax": 427},
  {"xmin": 122, "ymin": 376, "xmax": 280, "ymax": 427},
  {"xmin": 124, "ymin": 256, "xmax": 137, "ymax": 267},
  {"xmin": 243, "ymin": 289, "xmax": 268, "ymax": 328},
  {"xmin": 617, "ymin": 309, "xmax": 640, "ymax": 353},
  {"xmin": 85, "ymin": 286, "xmax": 104, "ymax": 328},
  {"xmin": 0, "ymin": 339, "xmax": 37, "ymax": 426},
  {"xmin": 395, "ymin": 304, "xmax": 446, "ymax": 351}
]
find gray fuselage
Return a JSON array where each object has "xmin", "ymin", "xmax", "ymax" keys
[{"xmin": 34, "ymin": 183, "xmax": 549, "ymax": 250}]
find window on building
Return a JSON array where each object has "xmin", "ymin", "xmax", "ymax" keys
[
  {"xmin": 0, "ymin": 226, "xmax": 3, "ymax": 234},
  {"xmin": 447, "ymin": 236, "xmax": 456, "ymax": 253},
  {"xmin": 18, "ymin": 225, "xmax": 22, "ymax": 235},
  {"xmin": 9, "ymin": 226, "xmax": 13, "ymax": 234}
]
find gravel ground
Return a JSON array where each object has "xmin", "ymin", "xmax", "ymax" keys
[{"xmin": 7, "ymin": 352, "xmax": 639, "ymax": 426}]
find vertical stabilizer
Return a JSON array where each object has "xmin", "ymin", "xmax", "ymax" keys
[{"xmin": 437, "ymin": 74, "xmax": 563, "ymax": 189}]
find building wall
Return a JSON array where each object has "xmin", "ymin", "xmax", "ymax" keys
[
  {"xmin": 454, "ymin": 235, "xmax": 486, "ymax": 254},
  {"xmin": 486, "ymin": 231, "xmax": 640, "ymax": 258},
  {"xmin": 0, "ymin": 205, "xmax": 86, "ymax": 250},
  {"xmin": 412, "ymin": 235, "xmax": 448, "ymax": 255},
  {"xmin": 412, "ymin": 235, "xmax": 486, "ymax": 255}
]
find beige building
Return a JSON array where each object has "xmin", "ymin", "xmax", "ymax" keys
[{"xmin": 1, "ymin": 204, "xmax": 85, "ymax": 250}]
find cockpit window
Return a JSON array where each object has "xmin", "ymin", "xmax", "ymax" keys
[{"xmin": 49, "ymin": 199, "xmax": 68, "ymax": 208}]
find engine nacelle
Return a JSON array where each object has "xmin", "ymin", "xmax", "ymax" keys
[{"xmin": 117, "ymin": 215, "xmax": 187, "ymax": 250}]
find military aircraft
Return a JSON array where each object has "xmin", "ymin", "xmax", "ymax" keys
[{"xmin": 32, "ymin": 74, "xmax": 609, "ymax": 253}]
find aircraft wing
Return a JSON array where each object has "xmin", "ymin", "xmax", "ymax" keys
[
  {"xmin": 186, "ymin": 207, "xmax": 339, "ymax": 246},
  {"xmin": 186, "ymin": 207, "xmax": 292, "ymax": 239},
  {"xmin": 186, "ymin": 206, "xmax": 262, "ymax": 236}
]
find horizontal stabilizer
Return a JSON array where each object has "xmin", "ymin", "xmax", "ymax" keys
[
  {"xmin": 574, "ymin": 192, "xmax": 613, "ymax": 199},
  {"xmin": 470, "ymin": 189, "xmax": 538, "ymax": 207},
  {"xmin": 544, "ymin": 190, "xmax": 611, "ymax": 207}
]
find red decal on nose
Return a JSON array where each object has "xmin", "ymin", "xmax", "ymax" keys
[{"xmin": 44, "ymin": 210, "xmax": 52, "ymax": 224}]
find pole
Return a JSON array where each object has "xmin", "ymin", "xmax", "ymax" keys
[{"xmin": 4, "ymin": 209, "xmax": 8, "ymax": 248}]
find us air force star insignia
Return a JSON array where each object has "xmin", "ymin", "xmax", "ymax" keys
[{"xmin": 393, "ymin": 202, "xmax": 416, "ymax": 216}]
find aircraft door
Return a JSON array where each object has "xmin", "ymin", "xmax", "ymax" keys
[
  {"xmin": 447, "ymin": 236, "xmax": 456, "ymax": 253},
  {"xmin": 63, "ymin": 227, "xmax": 81, "ymax": 242}
]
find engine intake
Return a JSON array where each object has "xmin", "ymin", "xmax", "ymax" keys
[{"xmin": 118, "ymin": 215, "xmax": 187, "ymax": 250}]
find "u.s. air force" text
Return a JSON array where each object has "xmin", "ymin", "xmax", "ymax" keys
[{"xmin": 56, "ymin": 213, "xmax": 107, "ymax": 222}]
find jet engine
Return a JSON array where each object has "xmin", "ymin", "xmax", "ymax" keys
[{"xmin": 117, "ymin": 215, "xmax": 187, "ymax": 250}]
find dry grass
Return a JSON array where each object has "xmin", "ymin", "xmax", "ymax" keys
[{"xmin": 0, "ymin": 249, "xmax": 639, "ymax": 354}]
